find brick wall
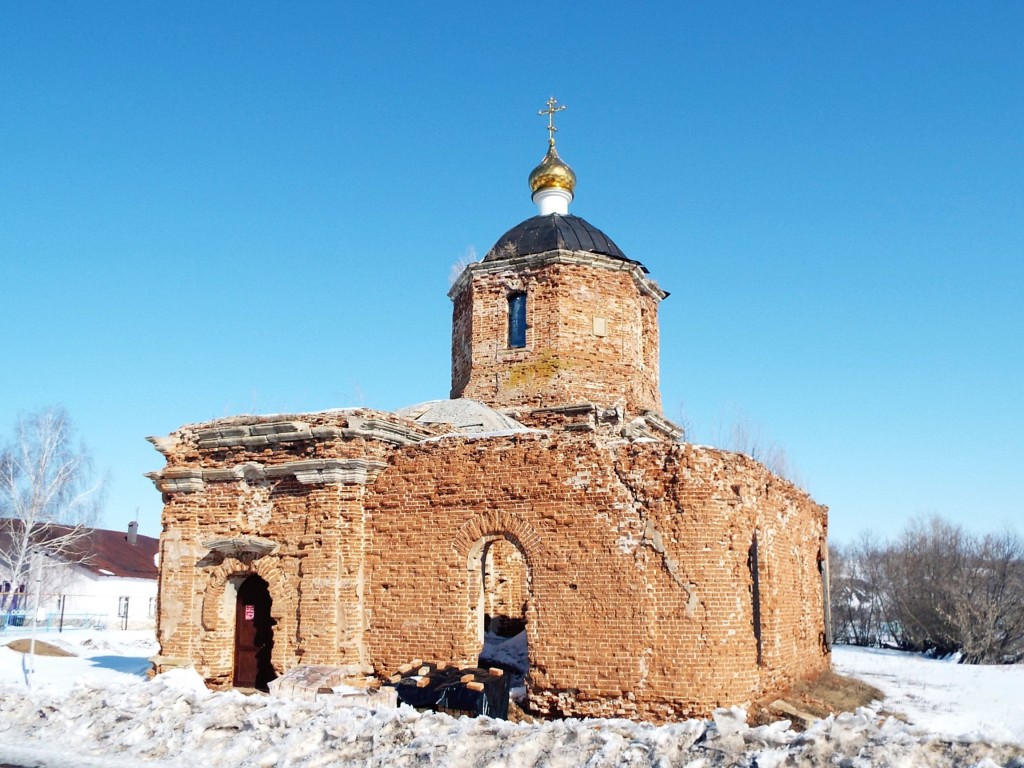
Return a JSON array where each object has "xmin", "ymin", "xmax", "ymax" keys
[
  {"xmin": 450, "ymin": 253, "xmax": 664, "ymax": 417},
  {"xmin": 153, "ymin": 414, "xmax": 827, "ymax": 720},
  {"xmin": 362, "ymin": 432, "xmax": 829, "ymax": 720},
  {"xmin": 151, "ymin": 410, "xmax": 437, "ymax": 684}
]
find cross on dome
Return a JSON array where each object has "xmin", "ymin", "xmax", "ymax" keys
[{"xmin": 538, "ymin": 96, "xmax": 566, "ymax": 147}]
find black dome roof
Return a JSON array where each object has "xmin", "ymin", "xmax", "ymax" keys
[{"xmin": 484, "ymin": 214, "xmax": 639, "ymax": 267}]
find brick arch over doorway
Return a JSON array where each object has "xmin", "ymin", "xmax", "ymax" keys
[
  {"xmin": 451, "ymin": 510, "xmax": 543, "ymax": 561},
  {"xmin": 198, "ymin": 556, "xmax": 290, "ymax": 686}
]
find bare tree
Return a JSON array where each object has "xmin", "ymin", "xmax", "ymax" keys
[
  {"xmin": 834, "ymin": 516, "xmax": 1024, "ymax": 664},
  {"xmin": 953, "ymin": 530, "xmax": 1024, "ymax": 664},
  {"xmin": 0, "ymin": 408, "xmax": 103, "ymax": 622},
  {"xmin": 877, "ymin": 516, "xmax": 964, "ymax": 655},
  {"xmin": 829, "ymin": 533, "xmax": 887, "ymax": 647},
  {"xmin": 716, "ymin": 411, "xmax": 802, "ymax": 486}
]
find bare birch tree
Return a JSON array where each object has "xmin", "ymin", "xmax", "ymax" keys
[{"xmin": 0, "ymin": 408, "xmax": 103, "ymax": 621}]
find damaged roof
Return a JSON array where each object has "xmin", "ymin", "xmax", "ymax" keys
[{"xmin": 395, "ymin": 399, "xmax": 528, "ymax": 434}]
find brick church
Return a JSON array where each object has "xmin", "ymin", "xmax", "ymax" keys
[{"xmin": 147, "ymin": 101, "xmax": 830, "ymax": 720}]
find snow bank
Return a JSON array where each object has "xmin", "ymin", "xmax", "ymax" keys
[
  {"xmin": 833, "ymin": 644, "xmax": 1024, "ymax": 744},
  {"xmin": 2, "ymin": 634, "xmax": 1022, "ymax": 767},
  {"xmin": 0, "ymin": 628, "xmax": 157, "ymax": 690},
  {"xmin": 2, "ymin": 669, "xmax": 1023, "ymax": 768}
]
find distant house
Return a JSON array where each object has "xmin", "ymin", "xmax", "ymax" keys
[{"xmin": 0, "ymin": 520, "xmax": 158, "ymax": 631}]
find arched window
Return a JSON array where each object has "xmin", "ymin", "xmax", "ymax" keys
[{"xmin": 508, "ymin": 292, "xmax": 527, "ymax": 348}]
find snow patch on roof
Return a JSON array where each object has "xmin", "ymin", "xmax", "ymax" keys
[
  {"xmin": 420, "ymin": 427, "xmax": 546, "ymax": 444},
  {"xmin": 395, "ymin": 399, "xmax": 531, "ymax": 435}
]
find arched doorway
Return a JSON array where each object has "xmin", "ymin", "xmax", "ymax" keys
[
  {"xmin": 233, "ymin": 574, "xmax": 277, "ymax": 690},
  {"xmin": 476, "ymin": 537, "xmax": 530, "ymax": 683},
  {"xmin": 482, "ymin": 537, "xmax": 528, "ymax": 637}
]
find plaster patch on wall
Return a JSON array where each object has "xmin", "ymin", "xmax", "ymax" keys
[
  {"xmin": 637, "ymin": 647, "xmax": 652, "ymax": 692},
  {"xmin": 617, "ymin": 531, "xmax": 640, "ymax": 554},
  {"xmin": 567, "ymin": 471, "xmax": 590, "ymax": 489},
  {"xmin": 683, "ymin": 583, "xmax": 700, "ymax": 618},
  {"xmin": 159, "ymin": 595, "xmax": 183, "ymax": 644},
  {"xmin": 246, "ymin": 501, "xmax": 273, "ymax": 528},
  {"xmin": 237, "ymin": 478, "xmax": 273, "ymax": 530}
]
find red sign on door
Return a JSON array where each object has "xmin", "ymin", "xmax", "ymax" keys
[{"xmin": 244, "ymin": 605, "xmax": 255, "ymax": 621}]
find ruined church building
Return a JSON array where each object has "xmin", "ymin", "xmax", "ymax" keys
[{"xmin": 148, "ymin": 100, "xmax": 830, "ymax": 721}]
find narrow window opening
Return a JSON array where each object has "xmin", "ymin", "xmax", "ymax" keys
[
  {"xmin": 749, "ymin": 533, "xmax": 763, "ymax": 666},
  {"xmin": 819, "ymin": 541, "xmax": 833, "ymax": 650},
  {"xmin": 508, "ymin": 292, "xmax": 527, "ymax": 348}
]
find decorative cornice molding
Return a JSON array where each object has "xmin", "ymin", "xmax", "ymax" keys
[
  {"xmin": 448, "ymin": 249, "xmax": 668, "ymax": 302},
  {"xmin": 146, "ymin": 458, "xmax": 388, "ymax": 494},
  {"xmin": 640, "ymin": 411, "xmax": 685, "ymax": 440},
  {"xmin": 184, "ymin": 417, "xmax": 431, "ymax": 451}
]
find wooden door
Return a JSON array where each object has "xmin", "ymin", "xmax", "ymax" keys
[{"xmin": 233, "ymin": 575, "xmax": 275, "ymax": 690}]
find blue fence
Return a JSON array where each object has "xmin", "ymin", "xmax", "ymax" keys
[{"xmin": 1, "ymin": 612, "xmax": 109, "ymax": 632}]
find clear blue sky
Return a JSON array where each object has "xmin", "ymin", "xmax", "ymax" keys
[{"xmin": 1, "ymin": 2, "xmax": 1021, "ymax": 544}]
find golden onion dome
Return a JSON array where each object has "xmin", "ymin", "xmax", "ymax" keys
[{"xmin": 528, "ymin": 142, "xmax": 576, "ymax": 197}]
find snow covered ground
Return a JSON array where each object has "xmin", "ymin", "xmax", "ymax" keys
[
  {"xmin": 832, "ymin": 644, "xmax": 1024, "ymax": 746},
  {"xmin": 0, "ymin": 629, "xmax": 1022, "ymax": 767}
]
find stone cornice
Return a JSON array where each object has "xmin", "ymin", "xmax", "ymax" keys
[
  {"xmin": 344, "ymin": 417, "xmax": 432, "ymax": 445},
  {"xmin": 145, "ymin": 458, "xmax": 387, "ymax": 494},
  {"xmin": 620, "ymin": 412, "xmax": 686, "ymax": 441},
  {"xmin": 448, "ymin": 249, "xmax": 668, "ymax": 302},
  {"xmin": 201, "ymin": 535, "xmax": 277, "ymax": 558},
  {"xmin": 186, "ymin": 416, "xmax": 431, "ymax": 451},
  {"xmin": 640, "ymin": 411, "xmax": 686, "ymax": 440}
]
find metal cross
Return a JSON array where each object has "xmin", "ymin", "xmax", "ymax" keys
[{"xmin": 538, "ymin": 96, "xmax": 566, "ymax": 145}]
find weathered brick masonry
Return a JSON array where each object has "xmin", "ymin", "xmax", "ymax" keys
[
  {"xmin": 148, "ymin": 140, "xmax": 830, "ymax": 719},
  {"xmin": 450, "ymin": 251, "xmax": 664, "ymax": 417},
  {"xmin": 364, "ymin": 433, "xmax": 828, "ymax": 720},
  {"xmin": 151, "ymin": 416, "xmax": 827, "ymax": 719}
]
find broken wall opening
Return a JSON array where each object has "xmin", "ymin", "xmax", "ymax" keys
[
  {"xmin": 466, "ymin": 534, "xmax": 530, "ymax": 687},
  {"xmin": 482, "ymin": 537, "xmax": 528, "ymax": 637}
]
